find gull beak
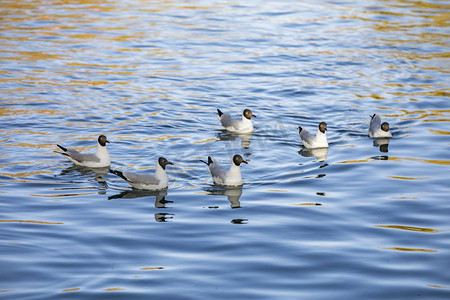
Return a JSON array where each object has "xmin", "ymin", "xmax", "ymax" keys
[
  {"xmin": 252, "ymin": 114, "xmax": 256, "ymax": 118},
  {"xmin": 242, "ymin": 160, "xmax": 248, "ymax": 164}
]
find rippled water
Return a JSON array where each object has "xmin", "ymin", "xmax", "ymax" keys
[{"xmin": 1, "ymin": 0, "xmax": 449, "ymax": 299}]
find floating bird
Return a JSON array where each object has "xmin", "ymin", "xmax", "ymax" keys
[
  {"xmin": 369, "ymin": 114, "xmax": 392, "ymax": 138},
  {"xmin": 298, "ymin": 122, "xmax": 328, "ymax": 149},
  {"xmin": 109, "ymin": 157, "xmax": 173, "ymax": 190},
  {"xmin": 55, "ymin": 135, "xmax": 111, "ymax": 168},
  {"xmin": 201, "ymin": 154, "xmax": 247, "ymax": 186},
  {"xmin": 217, "ymin": 108, "xmax": 256, "ymax": 133}
]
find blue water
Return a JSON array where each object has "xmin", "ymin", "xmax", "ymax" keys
[{"xmin": 1, "ymin": 0, "xmax": 449, "ymax": 299}]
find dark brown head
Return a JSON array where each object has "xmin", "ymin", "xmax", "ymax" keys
[
  {"xmin": 158, "ymin": 157, "xmax": 173, "ymax": 170},
  {"xmin": 98, "ymin": 135, "xmax": 110, "ymax": 147},
  {"xmin": 243, "ymin": 109, "xmax": 256, "ymax": 120},
  {"xmin": 318, "ymin": 122, "xmax": 327, "ymax": 134},
  {"xmin": 381, "ymin": 122, "xmax": 390, "ymax": 132},
  {"xmin": 232, "ymin": 154, "xmax": 248, "ymax": 166}
]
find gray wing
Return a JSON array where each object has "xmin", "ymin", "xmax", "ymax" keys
[
  {"xmin": 66, "ymin": 149, "xmax": 100, "ymax": 163},
  {"xmin": 208, "ymin": 160, "xmax": 227, "ymax": 180},
  {"xmin": 369, "ymin": 115, "xmax": 381, "ymax": 135},
  {"xmin": 219, "ymin": 113, "xmax": 239, "ymax": 129},
  {"xmin": 123, "ymin": 171, "xmax": 160, "ymax": 185},
  {"xmin": 300, "ymin": 129, "xmax": 315, "ymax": 144}
]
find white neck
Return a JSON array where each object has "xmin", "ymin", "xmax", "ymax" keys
[
  {"xmin": 316, "ymin": 130, "xmax": 328, "ymax": 144},
  {"xmin": 241, "ymin": 115, "xmax": 253, "ymax": 131},
  {"xmin": 226, "ymin": 163, "xmax": 243, "ymax": 185},
  {"xmin": 96, "ymin": 142, "xmax": 110, "ymax": 163},
  {"xmin": 155, "ymin": 160, "xmax": 168, "ymax": 186}
]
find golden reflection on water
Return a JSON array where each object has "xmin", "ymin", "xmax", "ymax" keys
[
  {"xmin": 104, "ymin": 287, "xmax": 126, "ymax": 292},
  {"xmin": 338, "ymin": 156, "xmax": 450, "ymax": 166},
  {"xmin": 62, "ymin": 288, "xmax": 81, "ymax": 292},
  {"xmin": 384, "ymin": 247, "xmax": 437, "ymax": 253},
  {"xmin": 389, "ymin": 176, "xmax": 431, "ymax": 180},
  {"xmin": 375, "ymin": 225, "xmax": 439, "ymax": 233},
  {"xmin": 427, "ymin": 284, "xmax": 449, "ymax": 289},
  {"xmin": 140, "ymin": 267, "xmax": 165, "ymax": 270},
  {"xmin": 428, "ymin": 129, "xmax": 450, "ymax": 136},
  {"xmin": 0, "ymin": 170, "xmax": 54, "ymax": 177},
  {"xmin": 0, "ymin": 220, "xmax": 63, "ymax": 225},
  {"xmin": 29, "ymin": 192, "xmax": 97, "ymax": 197}
]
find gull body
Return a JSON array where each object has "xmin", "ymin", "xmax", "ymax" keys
[
  {"xmin": 217, "ymin": 109, "xmax": 256, "ymax": 133},
  {"xmin": 201, "ymin": 154, "xmax": 247, "ymax": 186},
  {"xmin": 298, "ymin": 122, "xmax": 328, "ymax": 149},
  {"xmin": 109, "ymin": 157, "xmax": 173, "ymax": 190},
  {"xmin": 369, "ymin": 114, "xmax": 392, "ymax": 138},
  {"xmin": 55, "ymin": 135, "xmax": 111, "ymax": 168}
]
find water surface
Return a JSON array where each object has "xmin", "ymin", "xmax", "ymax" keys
[{"xmin": 0, "ymin": 0, "xmax": 449, "ymax": 299}]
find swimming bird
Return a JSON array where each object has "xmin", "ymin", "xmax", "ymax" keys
[
  {"xmin": 217, "ymin": 108, "xmax": 256, "ymax": 133},
  {"xmin": 109, "ymin": 157, "xmax": 173, "ymax": 190},
  {"xmin": 298, "ymin": 122, "xmax": 328, "ymax": 149},
  {"xmin": 369, "ymin": 114, "xmax": 392, "ymax": 138},
  {"xmin": 201, "ymin": 154, "xmax": 247, "ymax": 186},
  {"xmin": 55, "ymin": 135, "xmax": 111, "ymax": 168}
]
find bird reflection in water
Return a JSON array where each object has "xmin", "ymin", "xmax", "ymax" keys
[
  {"xmin": 108, "ymin": 189, "xmax": 174, "ymax": 222},
  {"xmin": 59, "ymin": 165, "xmax": 110, "ymax": 190},
  {"xmin": 299, "ymin": 147, "xmax": 328, "ymax": 162},
  {"xmin": 373, "ymin": 138, "xmax": 390, "ymax": 153},
  {"xmin": 217, "ymin": 131, "xmax": 253, "ymax": 150},
  {"xmin": 205, "ymin": 186, "xmax": 243, "ymax": 208}
]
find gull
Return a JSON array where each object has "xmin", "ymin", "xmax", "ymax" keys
[
  {"xmin": 217, "ymin": 108, "xmax": 256, "ymax": 133},
  {"xmin": 109, "ymin": 157, "xmax": 173, "ymax": 190},
  {"xmin": 369, "ymin": 114, "xmax": 392, "ymax": 138},
  {"xmin": 55, "ymin": 135, "xmax": 111, "ymax": 168},
  {"xmin": 201, "ymin": 154, "xmax": 247, "ymax": 186},
  {"xmin": 298, "ymin": 122, "xmax": 328, "ymax": 149}
]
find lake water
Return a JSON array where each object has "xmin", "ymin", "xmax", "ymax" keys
[{"xmin": 0, "ymin": 0, "xmax": 449, "ymax": 299}]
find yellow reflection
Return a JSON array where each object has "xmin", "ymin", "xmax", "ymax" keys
[
  {"xmin": 428, "ymin": 129, "xmax": 450, "ymax": 135},
  {"xmin": 375, "ymin": 225, "xmax": 438, "ymax": 233},
  {"xmin": 104, "ymin": 288, "xmax": 126, "ymax": 292},
  {"xmin": 0, "ymin": 170, "xmax": 54, "ymax": 177},
  {"xmin": 193, "ymin": 138, "xmax": 220, "ymax": 144},
  {"xmin": 388, "ymin": 157, "xmax": 450, "ymax": 166},
  {"xmin": 143, "ymin": 135, "xmax": 190, "ymax": 141},
  {"xmin": 266, "ymin": 189, "xmax": 288, "ymax": 193},
  {"xmin": 29, "ymin": 193, "xmax": 96, "ymax": 197},
  {"xmin": 62, "ymin": 288, "xmax": 80, "ymax": 292},
  {"xmin": 293, "ymin": 203, "xmax": 323, "ymax": 206},
  {"xmin": 338, "ymin": 158, "xmax": 373, "ymax": 164},
  {"xmin": 0, "ymin": 220, "xmax": 63, "ymax": 225},
  {"xmin": 338, "ymin": 156, "xmax": 450, "ymax": 166},
  {"xmin": 384, "ymin": 247, "xmax": 437, "ymax": 253},
  {"xmin": 389, "ymin": 176, "xmax": 431, "ymax": 180},
  {"xmin": 427, "ymin": 284, "xmax": 449, "ymax": 289},
  {"xmin": 140, "ymin": 267, "xmax": 164, "ymax": 270}
]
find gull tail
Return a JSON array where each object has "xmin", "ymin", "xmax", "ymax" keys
[
  {"xmin": 200, "ymin": 156, "xmax": 213, "ymax": 166},
  {"xmin": 110, "ymin": 169, "xmax": 129, "ymax": 182},
  {"xmin": 57, "ymin": 144, "xmax": 68, "ymax": 152},
  {"xmin": 217, "ymin": 109, "xmax": 223, "ymax": 117}
]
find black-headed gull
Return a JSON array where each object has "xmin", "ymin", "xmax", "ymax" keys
[
  {"xmin": 109, "ymin": 157, "xmax": 173, "ymax": 190},
  {"xmin": 56, "ymin": 135, "xmax": 111, "ymax": 168},
  {"xmin": 201, "ymin": 154, "xmax": 247, "ymax": 186},
  {"xmin": 298, "ymin": 122, "xmax": 328, "ymax": 149},
  {"xmin": 369, "ymin": 114, "xmax": 392, "ymax": 138},
  {"xmin": 217, "ymin": 108, "xmax": 256, "ymax": 133}
]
